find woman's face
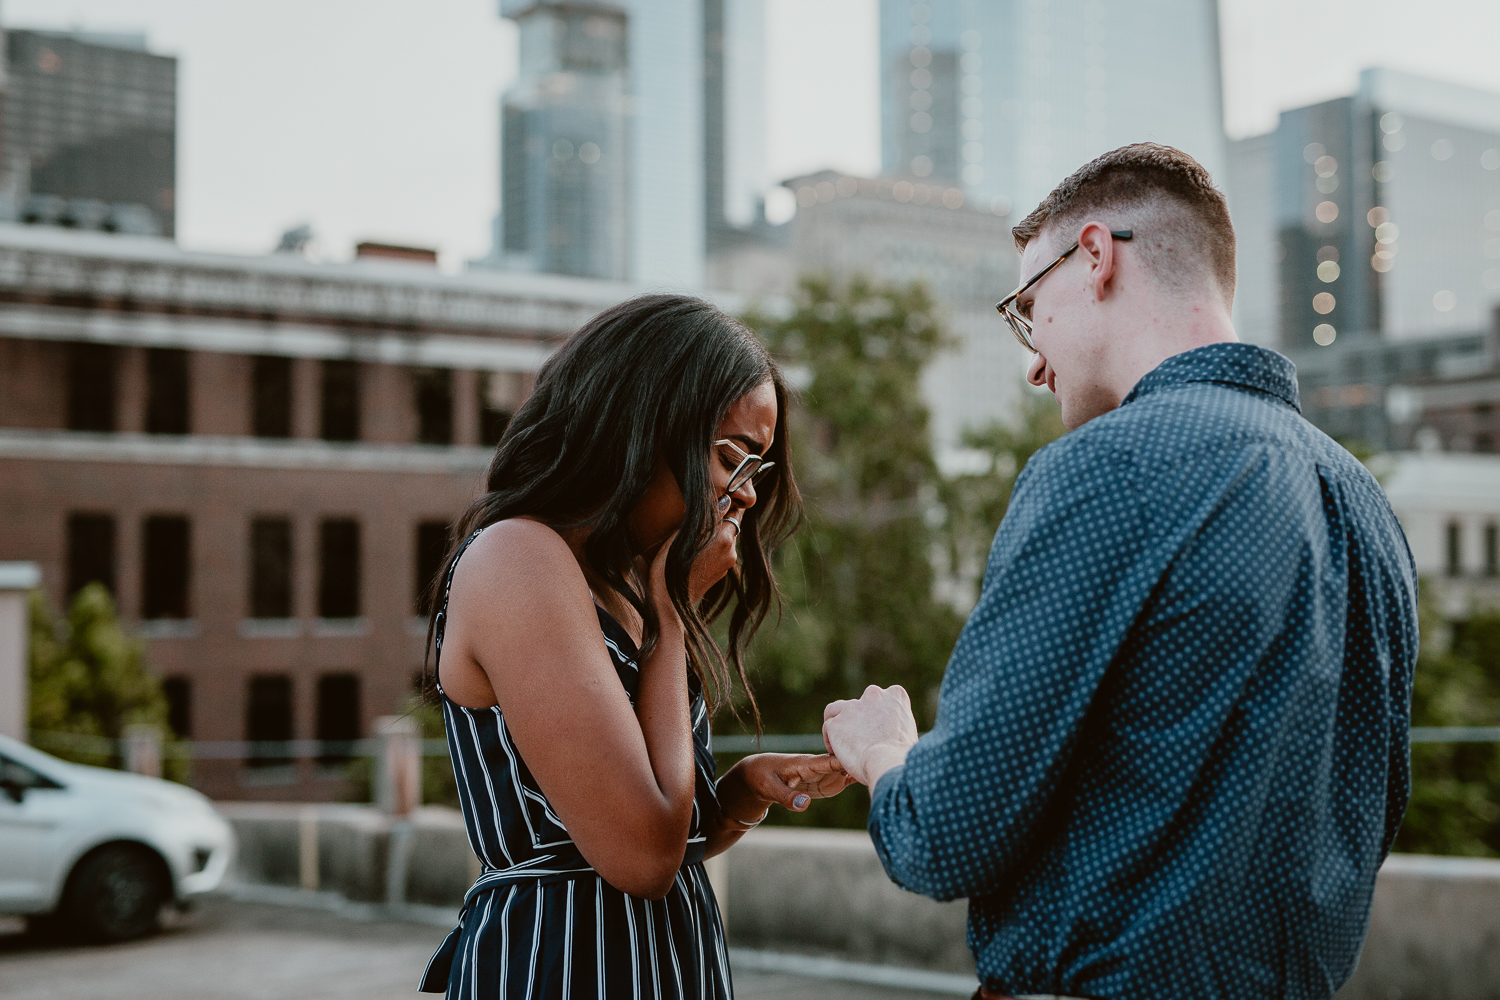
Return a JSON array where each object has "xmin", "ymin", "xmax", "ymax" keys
[{"xmin": 629, "ymin": 380, "xmax": 779, "ymax": 567}]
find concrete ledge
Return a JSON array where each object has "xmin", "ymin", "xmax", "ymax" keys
[
  {"xmin": 219, "ymin": 805, "xmax": 1500, "ymax": 998},
  {"xmin": 728, "ymin": 827, "xmax": 974, "ymax": 975},
  {"xmin": 1337, "ymin": 854, "xmax": 1500, "ymax": 1000},
  {"xmin": 218, "ymin": 803, "xmax": 473, "ymax": 908}
]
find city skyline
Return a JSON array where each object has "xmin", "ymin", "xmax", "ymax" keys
[{"xmin": 8, "ymin": 0, "xmax": 1500, "ymax": 272}]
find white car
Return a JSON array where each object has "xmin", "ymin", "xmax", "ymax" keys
[{"xmin": 0, "ymin": 733, "xmax": 234, "ymax": 941}]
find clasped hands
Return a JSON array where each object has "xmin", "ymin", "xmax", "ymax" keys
[{"xmin": 720, "ymin": 684, "xmax": 919, "ymax": 824}]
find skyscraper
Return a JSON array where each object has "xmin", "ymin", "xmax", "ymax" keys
[
  {"xmin": 493, "ymin": 4, "xmax": 632, "ymax": 280},
  {"xmin": 879, "ymin": 0, "xmax": 1226, "ymax": 217},
  {"xmin": 704, "ymin": 0, "xmax": 768, "ymax": 248},
  {"xmin": 487, "ymin": 0, "xmax": 765, "ymax": 286},
  {"xmin": 1232, "ymin": 69, "xmax": 1500, "ymax": 351},
  {"xmin": 1, "ymin": 29, "xmax": 176, "ymax": 237}
]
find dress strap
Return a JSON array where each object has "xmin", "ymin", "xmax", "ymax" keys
[{"xmin": 433, "ymin": 526, "xmax": 487, "ymax": 668}]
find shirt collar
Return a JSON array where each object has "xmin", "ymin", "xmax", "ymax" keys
[{"xmin": 1121, "ymin": 342, "xmax": 1301, "ymax": 412}]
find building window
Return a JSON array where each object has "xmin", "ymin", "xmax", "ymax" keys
[
  {"xmin": 66, "ymin": 343, "xmax": 116, "ymax": 432},
  {"xmin": 316, "ymin": 673, "xmax": 361, "ymax": 763},
  {"xmin": 318, "ymin": 518, "xmax": 361, "ymax": 618},
  {"xmin": 479, "ymin": 371, "xmax": 520, "ymax": 447},
  {"xmin": 67, "ymin": 513, "xmax": 116, "ymax": 598},
  {"xmin": 246, "ymin": 675, "xmax": 293, "ymax": 768},
  {"xmin": 249, "ymin": 517, "xmax": 293, "ymax": 618},
  {"xmin": 321, "ymin": 360, "xmax": 361, "ymax": 442},
  {"xmin": 1446, "ymin": 521, "xmax": 1463, "ymax": 578},
  {"xmin": 415, "ymin": 521, "xmax": 450, "ymax": 614},
  {"xmin": 251, "ymin": 356, "xmax": 292, "ymax": 438},
  {"xmin": 163, "ymin": 677, "xmax": 192, "ymax": 738},
  {"xmin": 142, "ymin": 515, "xmax": 191, "ymax": 619},
  {"xmin": 1486, "ymin": 523, "xmax": 1498, "ymax": 578},
  {"xmin": 415, "ymin": 368, "xmax": 454, "ymax": 445},
  {"xmin": 145, "ymin": 348, "xmax": 191, "ymax": 435}
]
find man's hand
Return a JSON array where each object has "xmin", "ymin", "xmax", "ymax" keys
[{"xmin": 822, "ymin": 685, "xmax": 920, "ymax": 787}]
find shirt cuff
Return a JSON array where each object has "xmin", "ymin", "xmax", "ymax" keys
[
  {"xmin": 871, "ymin": 763, "xmax": 905, "ymax": 810},
  {"xmin": 867, "ymin": 764, "xmax": 906, "ymax": 881}
]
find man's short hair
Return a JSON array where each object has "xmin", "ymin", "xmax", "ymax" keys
[{"xmin": 1012, "ymin": 143, "xmax": 1236, "ymax": 305}]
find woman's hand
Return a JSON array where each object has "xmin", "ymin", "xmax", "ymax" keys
[
  {"xmin": 718, "ymin": 752, "xmax": 856, "ymax": 823},
  {"xmin": 645, "ymin": 513, "xmax": 740, "ymax": 614},
  {"xmin": 688, "ymin": 514, "xmax": 740, "ymax": 603}
]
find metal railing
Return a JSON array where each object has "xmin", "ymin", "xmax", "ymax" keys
[{"xmin": 28, "ymin": 728, "xmax": 1500, "ymax": 761}]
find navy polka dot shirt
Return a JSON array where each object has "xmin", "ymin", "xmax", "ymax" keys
[{"xmin": 869, "ymin": 343, "xmax": 1418, "ymax": 1000}]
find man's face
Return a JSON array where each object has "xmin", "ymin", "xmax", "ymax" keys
[{"xmin": 1018, "ymin": 228, "xmax": 1123, "ymax": 430}]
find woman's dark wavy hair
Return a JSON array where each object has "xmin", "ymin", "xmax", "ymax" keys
[{"xmin": 425, "ymin": 294, "xmax": 801, "ymax": 726}]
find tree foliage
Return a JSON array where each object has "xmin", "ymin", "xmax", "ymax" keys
[
  {"xmin": 28, "ymin": 583, "xmax": 174, "ymax": 771},
  {"xmin": 1395, "ymin": 596, "xmax": 1500, "ymax": 857},
  {"xmin": 737, "ymin": 276, "xmax": 1064, "ymax": 826}
]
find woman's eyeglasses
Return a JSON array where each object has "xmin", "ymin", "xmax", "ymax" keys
[
  {"xmin": 995, "ymin": 229, "xmax": 1133, "ymax": 353},
  {"xmin": 713, "ymin": 439, "xmax": 775, "ymax": 495}
]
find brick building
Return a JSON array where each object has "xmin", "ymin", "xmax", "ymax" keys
[{"xmin": 0, "ymin": 223, "xmax": 633, "ymax": 800}]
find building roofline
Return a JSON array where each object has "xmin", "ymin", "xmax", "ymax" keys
[
  {"xmin": 1359, "ymin": 67, "xmax": 1500, "ymax": 135},
  {"xmin": 0, "ymin": 223, "xmax": 757, "ymax": 332}
]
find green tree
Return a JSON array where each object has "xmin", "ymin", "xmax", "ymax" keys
[
  {"xmin": 939, "ymin": 391, "xmax": 1068, "ymax": 602},
  {"xmin": 1395, "ymin": 595, "xmax": 1500, "ymax": 857},
  {"xmin": 737, "ymin": 277, "xmax": 974, "ymax": 825},
  {"xmin": 28, "ymin": 584, "xmax": 174, "ymax": 772}
]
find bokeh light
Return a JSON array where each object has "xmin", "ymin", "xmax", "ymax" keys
[
  {"xmin": 1315, "ymin": 201, "xmax": 1339, "ymax": 223},
  {"xmin": 1433, "ymin": 290, "xmax": 1457, "ymax": 312},
  {"xmin": 1431, "ymin": 138, "xmax": 1454, "ymax": 161},
  {"xmin": 1313, "ymin": 324, "xmax": 1336, "ymax": 346},
  {"xmin": 1367, "ymin": 207, "xmax": 1389, "ymax": 227},
  {"xmin": 1317, "ymin": 261, "xmax": 1341, "ymax": 282},
  {"xmin": 1313, "ymin": 292, "xmax": 1336, "ymax": 314}
]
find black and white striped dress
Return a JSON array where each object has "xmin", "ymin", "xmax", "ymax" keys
[{"xmin": 419, "ymin": 529, "xmax": 733, "ymax": 999}]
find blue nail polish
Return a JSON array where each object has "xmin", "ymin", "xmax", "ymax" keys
[{"xmin": 793, "ymin": 794, "xmax": 810, "ymax": 809}]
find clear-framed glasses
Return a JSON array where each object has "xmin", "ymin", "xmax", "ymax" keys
[
  {"xmin": 713, "ymin": 439, "xmax": 776, "ymax": 495},
  {"xmin": 995, "ymin": 229, "xmax": 1133, "ymax": 353}
]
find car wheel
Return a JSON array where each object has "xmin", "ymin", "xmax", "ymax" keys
[{"xmin": 61, "ymin": 845, "xmax": 169, "ymax": 943}]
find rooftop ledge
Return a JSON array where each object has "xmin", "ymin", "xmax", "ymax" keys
[{"xmin": 0, "ymin": 429, "xmax": 494, "ymax": 473}]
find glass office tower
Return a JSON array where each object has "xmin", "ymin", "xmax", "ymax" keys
[
  {"xmin": 879, "ymin": 0, "xmax": 1226, "ymax": 218},
  {"xmin": 493, "ymin": 0, "xmax": 763, "ymax": 286}
]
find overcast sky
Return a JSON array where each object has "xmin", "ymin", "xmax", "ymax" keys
[{"xmin": 10, "ymin": 0, "xmax": 1500, "ymax": 268}]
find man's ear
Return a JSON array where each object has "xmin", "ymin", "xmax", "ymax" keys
[{"xmin": 1076, "ymin": 221, "xmax": 1118, "ymax": 302}]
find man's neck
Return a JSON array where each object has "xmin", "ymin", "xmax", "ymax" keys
[{"xmin": 1108, "ymin": 301, "xmax": 1238, "ymax": 405}]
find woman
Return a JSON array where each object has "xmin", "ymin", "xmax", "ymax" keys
[{"xmin": 418, "ymin": 294, "xmax": 853, "ymax": 999}]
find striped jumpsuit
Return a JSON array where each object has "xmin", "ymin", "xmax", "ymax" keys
[{"xmin": 420, "ymin": 530, "xmax": 733, "ymax": 999}]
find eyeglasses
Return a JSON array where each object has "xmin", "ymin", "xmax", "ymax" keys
[
  {"xmin": 713, "ymin": 439, "xmax": 775, "ymax": 496},
  {"xmin": 995, "ymin": 229, "xmax": 1133, "ymax": 353}
]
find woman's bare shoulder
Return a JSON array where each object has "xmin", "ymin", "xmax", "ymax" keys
[{"xmin": 448, "ymin": 519, "xmax": 591, "ymax": 610}]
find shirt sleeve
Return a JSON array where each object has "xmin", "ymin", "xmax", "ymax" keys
[{"xmin": 868, "ymin": 433, "xmax": 1153, "ymax": 902}]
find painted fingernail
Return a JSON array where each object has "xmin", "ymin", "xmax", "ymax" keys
[{"xmin": 793, "ymin": 795, "xmax": 810, "ymax": 809}]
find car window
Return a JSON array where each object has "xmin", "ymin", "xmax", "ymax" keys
[{"xmin": 0, "ymin": 756, "xmax": 63, "ymax": 792}]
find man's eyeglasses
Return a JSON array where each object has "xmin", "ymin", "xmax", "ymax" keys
[
  {"xmin": 714, "ymin": 439, "xmax": 775, "ymax": 496},
  {"xmin": 995, "ymin": 229, "xmax": 1133, "ymax": 353}
]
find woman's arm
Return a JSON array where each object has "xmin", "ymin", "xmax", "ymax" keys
[{"xmin": 441, "ymin": 520, "xmax": 696, "ymax": 899}]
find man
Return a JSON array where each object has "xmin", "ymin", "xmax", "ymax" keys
[{"xmin": 822, "ymin": 144, "xmax": 1417, "ymax": 1000}]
